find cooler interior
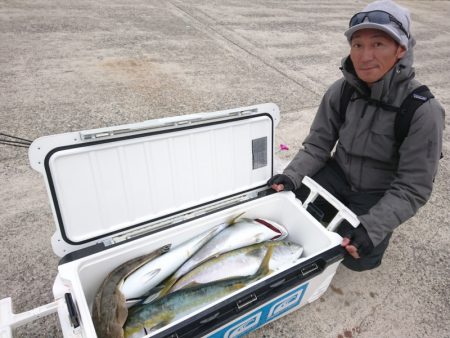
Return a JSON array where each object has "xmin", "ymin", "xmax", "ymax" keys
[{"xmin": 57, "ymin": 191, "xmax": 342, "ymax": 336}]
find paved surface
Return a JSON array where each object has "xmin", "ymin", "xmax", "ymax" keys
[{"xmin": 1, "ymin": 1, "xmax": 449, "ymax": 337}]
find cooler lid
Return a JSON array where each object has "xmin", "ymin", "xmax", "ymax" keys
[{"xmin": 29, "ymin": 103, "xmax": 280, "ymax": 256}]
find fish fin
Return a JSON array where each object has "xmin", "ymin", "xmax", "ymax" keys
[
  {"xmin": 141, "ymin": 293, "xmax": 158, "ymax": 305},
  {"xmin": 247, "ymin": 245, "xmax": 265, "ymax": 258},
  {"xmin": 156, "ymin": 275, "xmax": 179, "ymax": 298},
  {"xmin": 147, "ymin": 320, "xmax": 171, "ymax": 332},
  {"xmin": 143, "ymin": 313, "xmax": 174, "ymax": 334},
  {"xmin": 174, "ymin": 280, "xmax": 202, "ymax": 291},
  {"xmin": 125, "ymin": 298, "xmax": 142, "ymax": 308},
  {"xmin": 255, "ymin": 245, "xmax": 274, "ymax": 277},
  {"xmin": 141, "ymin": 286, "xmax": 165, "ymax": 304},
  {"xmin": 229, "ymin": 211, "xmax": 246, "ymax": 224},
  {"xmin": 141, "ymin": 268, "xmax": 161, "ymax": 284},
  {"xmin": 140, "ymin": 284, "xmax": 164, "ymax": 303},
  {"xmin": 140, "ymin": 274, "xmax": 177, "ymax": 305}
]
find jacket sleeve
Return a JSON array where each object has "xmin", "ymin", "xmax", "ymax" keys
[
  {"xmin": 283, "ymin": 79, "xmax": 344, "ymax": 189},
  {"xmin": 359, "ymin": 99, "xmax": 445, "ymax": 247}
]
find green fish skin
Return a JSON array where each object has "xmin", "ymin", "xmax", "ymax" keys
[{"xmin": 123, "ymin": 246, "xmax": 273, "ymax": 338}]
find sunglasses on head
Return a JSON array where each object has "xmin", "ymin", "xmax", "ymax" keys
[{"xmin": 349, "ymin": 10, "xmax": 410, "ymax": 39}]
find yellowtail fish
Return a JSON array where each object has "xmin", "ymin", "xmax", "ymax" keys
[
  {"xmin": 143, "ymin": 218, "xmax": 288, "ymax": 303},
  {"xmin": 92, "ymin": 245, "xmax": 170, "ymax": 338},
  {"xmin": 120, "ymin": 223, "xmax": 227, "ymax": 301},
  {"xmin": 123, "ymin": 246, "xmax": 274, "ymax": 338},
  {"xmin": 170, "ymin": 240, "xmax": 303, "ymax": 293}
]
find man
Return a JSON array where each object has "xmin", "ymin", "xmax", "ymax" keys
[{"xmin": 268, "ymin": 0, "xmax": 444, "ymax": 271}]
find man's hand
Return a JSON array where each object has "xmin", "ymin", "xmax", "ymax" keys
[
  {"xmin": 267, "ymin": 174, "xmax": 295, "ymax": 192},
  {"xmin": 341, "ymin": 237, "xmax": 360, "ymax": 259},
  {"xmin": 337, "ymin": 221, "xmax": 374, "ymax": 259}
]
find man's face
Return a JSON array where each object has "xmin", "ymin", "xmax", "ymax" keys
[{"xmin": 350, "ymin": 28, "xmax": 406, "ymax": 86}]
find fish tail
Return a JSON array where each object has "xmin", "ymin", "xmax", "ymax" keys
[
  {"xmin": 191, "ymin": 223, "xmax": 227, "ymax": 250},
  {"xmin": 160, "ymin": 244, "xmax": 171, "ymax": 254}
]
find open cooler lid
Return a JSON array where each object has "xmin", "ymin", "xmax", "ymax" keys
[{"xmin": 29, "ymin": 103, "xmax": 280, "ymax": 256}]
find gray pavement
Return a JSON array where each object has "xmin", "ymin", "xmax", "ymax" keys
[{"xmin": 1, "ymin": 1, "xmax": 449, "ymax": 337}]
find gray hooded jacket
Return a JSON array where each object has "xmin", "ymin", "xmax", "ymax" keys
[{"xmin": 283, "ymin": 41, "xmax": 444, "ymax": 247}]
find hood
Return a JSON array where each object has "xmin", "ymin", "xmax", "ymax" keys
[{"xmin": 340, "ymin": 37, "xmax": 416, "ymax": 104}]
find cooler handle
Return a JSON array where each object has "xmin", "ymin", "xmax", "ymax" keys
[
  {"xmin": 0, "ymin": 297, "xmax": 59, "ymax": 338},
  {"xmin": 300, "ymin": 176, "xmax": 359, "ymax": 232}
]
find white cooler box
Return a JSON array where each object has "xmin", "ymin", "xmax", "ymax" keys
[{"xmin": 0, "ymin": 103, "xmax": 359, "ymax": 338}]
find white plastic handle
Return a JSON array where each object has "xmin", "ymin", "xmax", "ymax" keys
[
  {"xmin": 301, "ymin": 176, "xmax": 359, "ymax": 232},
  {"xmin": 0, "ymin": 297, "xmax": 59, "ymax": 338}
]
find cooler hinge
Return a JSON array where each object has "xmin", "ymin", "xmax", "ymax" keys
[
  {"xmin": 80, "ymin": 109, "xmax": 257, "ymax": 141},
  {"xmin": 103, "ymin": 190, "xmax": 260, "ymax": 246}
]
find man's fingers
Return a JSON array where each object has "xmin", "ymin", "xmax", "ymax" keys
[
  {"xmin": 271, "ymin": 184, "xmax": 284, "ymax": 192},
  {"xmin": 341, "ymin": 237, "xmax": 351, "ymax": 247},
  {"xmin": 341, "ymin": 237, "xmax": 360, "ymax": 259},
  {"xmin": 345, "ymin": 245, "xmax": 360, "ymax": 259}
]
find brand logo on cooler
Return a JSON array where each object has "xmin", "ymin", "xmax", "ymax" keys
[
  {"xmin": 267, "ymin": 290, "xmax": 304, "ymax": 320},
  {"xmin": 207, "ymin": 283, "xmax": 309, "ymax": 338},
  {"xmin": 224, "ymin": 313, "xmax": 261, "ymax": 338}
]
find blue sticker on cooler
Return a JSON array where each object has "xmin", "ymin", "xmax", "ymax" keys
[
  {"xmin": 208, "ymin": 282, "xmax": 308, "ymax": 338},
  {"xmin": 224, "ymin": 312, "xmax": 261, "ymax": 338}
]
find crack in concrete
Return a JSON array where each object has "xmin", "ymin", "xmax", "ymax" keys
[{"xmin": 167, "ymin": 0, "xmax": 324, "ymax": 98}]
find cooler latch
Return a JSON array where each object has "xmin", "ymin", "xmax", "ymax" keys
[
  {"xmin": 301, "ymin": 263, "xmax": 320, "ymax": 277},
  {"xmin": 236, "ymin": 293, "xmax": 258, "ymax": 310}
]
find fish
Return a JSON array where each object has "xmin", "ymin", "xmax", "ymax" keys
[
  {"xmin": 120, "ymin": 223, "xmax": 227, "ymax": 301},
  {"xmin": 174, "ymin": 218, "xmax": 288, "ymax": 277},
  {"xmin": 92, "ymin": 244, "xmax": 170, "ymax": 338},
  {"xmin": 123, "ymin": 245, "xmax": 274, "ymax": 338},
  {"xmin": 170, "ymin": 241, "xmax": 303, "ymax": 293},
  {"xmin": 142, "ymin": 218, "xmax": 288, "ymax": 303}
]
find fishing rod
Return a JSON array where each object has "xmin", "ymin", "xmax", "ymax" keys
[{"xmin": 0, "ymin": 132, "xmax": 32, "ymax": 148}]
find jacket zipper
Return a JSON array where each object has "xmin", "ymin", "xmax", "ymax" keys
[
  {"xmin": 348, "ymin": 102, "xmax": 369, "ymax": 190},
  {"xmin": 357, "ymin": 104, "xmax": 379, "ymax": 189}
]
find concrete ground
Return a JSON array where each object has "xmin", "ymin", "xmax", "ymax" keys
[{"xmin": 0, "ymin": 0, "xmax": 449, "ymax": 337}]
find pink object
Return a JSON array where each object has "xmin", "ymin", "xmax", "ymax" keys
[{"xmin": 279, "ymin": 144, "xmax": 289, "ymax": 151}]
